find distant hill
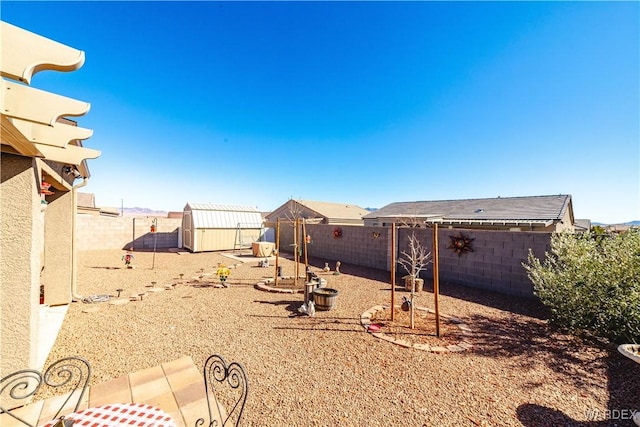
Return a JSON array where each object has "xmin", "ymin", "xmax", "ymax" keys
[{"xmin": 592, "ymin": 220, "xmax": 639, "ymax": 226}]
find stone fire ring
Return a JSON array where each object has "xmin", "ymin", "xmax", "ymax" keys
[
  {"xmin": 255, "ymin": 277, "xmax": 305, "ymax": 294},
  {"xmin": 360, "ymin": 305, "xmax": 474, "ymax": 353}
]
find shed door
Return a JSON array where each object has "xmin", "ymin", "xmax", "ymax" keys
[{"xmin": 183, "ymin": 212, "xmax": 192, "ymax": 249}]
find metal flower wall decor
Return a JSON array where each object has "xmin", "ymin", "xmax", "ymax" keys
[{"xmin": 448, "ymin": 232, "xmax": 475, "ymax": 256}]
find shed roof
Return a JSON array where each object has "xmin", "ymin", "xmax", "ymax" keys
[
  {"xmin": 364, "ymin": 195, "xmax": 573, "ymax": 226},
  {"xmin": 184, "ymin": 203, "xmax": 263, "ymax": 229}
]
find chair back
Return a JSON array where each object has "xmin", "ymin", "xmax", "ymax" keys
[
  {"xmin": 1, "ymin": 356, "xmax": 91, "ymax": 426},
  {"xmin": 196, "ymin": 354, "xmax": 248, "ymax": 427}
]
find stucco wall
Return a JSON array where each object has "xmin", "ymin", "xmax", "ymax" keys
[
  {"xmin": 42, "ymin": 190, "xmax": 73, "ymax": 305},
  {"xmin": 1, "ymin": 154, "xmax": 41, "ymax": 377},
  {"xmin": 276, "ymin": 223, "xmax": 550, "ymax": 298},
  {"xmin": 396, "ymin": 227, "xmax": 549, "ymax": 298}
]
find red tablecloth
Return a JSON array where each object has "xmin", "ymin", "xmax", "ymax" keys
[{"xmin": 39, "ymin": 403, "xmax": 176, "ymax": 427}]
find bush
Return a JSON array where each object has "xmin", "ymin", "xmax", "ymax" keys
[{"xmin": 523, "ymin": 229, "xmax": 640, "ymax": 344}]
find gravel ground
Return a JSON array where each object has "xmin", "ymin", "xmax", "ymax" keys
[{"xmin": 44, "ymin": 249, "xmax": 639, "ymax": 427}]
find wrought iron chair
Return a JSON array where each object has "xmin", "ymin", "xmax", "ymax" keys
[
  {"xmin": 1, "ymin": 356, "xmax": 91, "ymax": 426},
  {"xmin": 195, "ymin": 354, "xmax": 249, "ymax": 427}
]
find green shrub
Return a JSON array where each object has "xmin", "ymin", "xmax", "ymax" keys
[{"xmin": 523, "ymin": 229, "xmax": 640, "ymax": 344}]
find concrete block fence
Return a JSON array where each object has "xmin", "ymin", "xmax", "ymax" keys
[
  {"xmin": 76, "ymin": 215, "xmax": 182, "ymax": 251},
  {"xmin": 77, "ymin": 215, "xmax": 551, "ymax": 298},
  {"xmin": 276, "ymin": 223, "xmax": 551, "ymax": 298}
]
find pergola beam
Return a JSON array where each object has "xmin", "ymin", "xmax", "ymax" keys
[{"xmin": 0, "ymin": 21, "xmax": 85, "ymax": 84}]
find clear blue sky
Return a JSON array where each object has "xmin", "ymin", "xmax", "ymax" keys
[{"xmin": 3, "ymin": 1, "xmax": 638, "ymax": 223}]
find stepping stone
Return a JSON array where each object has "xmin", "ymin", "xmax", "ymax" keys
[
  {"xmin": 110, "ymin": 299, "xmax": 129, "ymax": 306},
  {"xmin": 130, "ymin": 294, "xmax": 140, "ymax": 301},
  {"xmin": 431, "ymin": 346, "xmax": 449, "ymax": 353},
  {"xmin": 148, "ymin": 288, "xmax": 164, "ymax": 293},
  {"xmin": 82, "ymin": 306, "xmax": 102, "ymax": 313}
]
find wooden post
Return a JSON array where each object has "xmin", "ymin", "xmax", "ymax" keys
[
  {"xmin": 302, "ymin": 219, "xmax": 309, "ymax": 271},
  {"xmin": 275, "ymin": 218, "xmax": 280, "ymax": 287},
  {"xmin": 433, "ymin": 223, "xmax": 441, "ymax": 337},
  {"xmin": 391, "ymin": 223, "xmax": 396, "ymax": 321}
]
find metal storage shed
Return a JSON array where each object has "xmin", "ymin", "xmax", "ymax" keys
[{"xmin": 182, "ymin": 203, "xmax": 264, "ymax": 252}]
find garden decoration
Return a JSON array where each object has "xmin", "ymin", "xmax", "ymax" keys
[
  {"xmin": 323, "ymin": 263, "xmax": 330, "ymax": 272},
  {"xmin": 333, "ymin": 227, "xmax": 342, "ymax": 239},
  {"xmin": 40, "ymin": 181, "xmax": 54, "ymax": 195},
  {"xmin": 122, "ymin": 249, "xmax": 134, "ymax": 268},
  {"xmin": 313, "ymin": 288, "xmax": 339, "ymax": 311},
  {"xmin": 448, "ymin": 232, "xmax": 474, "ymax": 256},
  {"xmin": 217, "ymin": 264, "xmax": 231, "ymax": 287},
  {"xmin": 333, "ymin": 261, "xmax": 341, "ymax": 275}
]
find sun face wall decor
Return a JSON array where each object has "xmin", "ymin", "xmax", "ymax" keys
[{"xmin": 448, "ymin": 232, "xmax": 475, "ymax": 256}]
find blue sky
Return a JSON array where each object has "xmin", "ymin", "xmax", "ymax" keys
[{"xmin": 3, "ymin": 1, "xmax": 638, "ymax": 223}]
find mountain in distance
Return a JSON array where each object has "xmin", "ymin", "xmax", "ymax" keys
[
  {"xmin": 592, "ymin": 220, "xmax": 640, "ymax": 226},
  {"xmin": 120, "ymin": 207, "xmax": 168, "ymax": 217}
]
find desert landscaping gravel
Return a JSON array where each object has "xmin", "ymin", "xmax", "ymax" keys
[{"xmin": 43, "ymin": 249, "xmax": 639, "ymax": 426}]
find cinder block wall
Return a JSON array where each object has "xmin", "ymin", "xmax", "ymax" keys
[
  {"xmin": 77, "ymin": 218, "xmax": 551, "ymax": 298},
  {"xmin": 396, "ymin": 228, "xmax": 550, "ymax": 298},
  {"xmin": 76, "ymin": 215, "xmax": 182, "ymax": 250},
  {"xmin": 276, "ymin": 223, "xmax": 550, "ymax": 298}
]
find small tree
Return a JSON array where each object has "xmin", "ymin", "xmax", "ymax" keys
[
  {"xmin": 285, "ymin": 200, "xmax": 305, "ymax": 282},
  {"xmin": 398, "ymin": 231, "xmax": 432, "ymax": 329},
  {"xmin": 523, "ymin": 229, "xmax": 640, "ymax": 343}
]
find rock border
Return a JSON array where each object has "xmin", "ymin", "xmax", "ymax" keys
[
  {"xmin": 360, "ymin": 305, "xmax": 474, "ymax": 353},
  {"xmin": 255, "ymin": 277, "xmax": 305, "ymax": 294}
]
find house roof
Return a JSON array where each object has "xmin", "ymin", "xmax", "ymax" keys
[
  {"xmin": 266, "ymin": 199, "xmax": 369, "ymax": 224},
  {"xmin": 184, "ymin": 203, "xmax": 263, "ymax": 229},
  {"xmin": 364, "ymin": 195, "xmax": 573, "ymax": 227},
  {"xmin": 574, "ymin": 219, "xmax": 592, "ymax": 231},
  {"xmin": 295, "ymin": 199, "xmax": 370, "ymax": 220}
]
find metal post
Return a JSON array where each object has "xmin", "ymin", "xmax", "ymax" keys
[
  {"xmin": 294, "ymin": 218, "xmax": 299, "ymax": 286},
  {"xmin": 275, "ymin": 218, "xmax": 280, "ymax": 287},
  {"xmin": 433, "ymin": 223, "xmax": 440, "ymax": 337},
  {"xmin": 152, "ymin": 218, "xmax": 158, "ymax": 270},
  {"xmin": 391, "ymin": 223, "xmax": 396, "ymax": 321}
]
